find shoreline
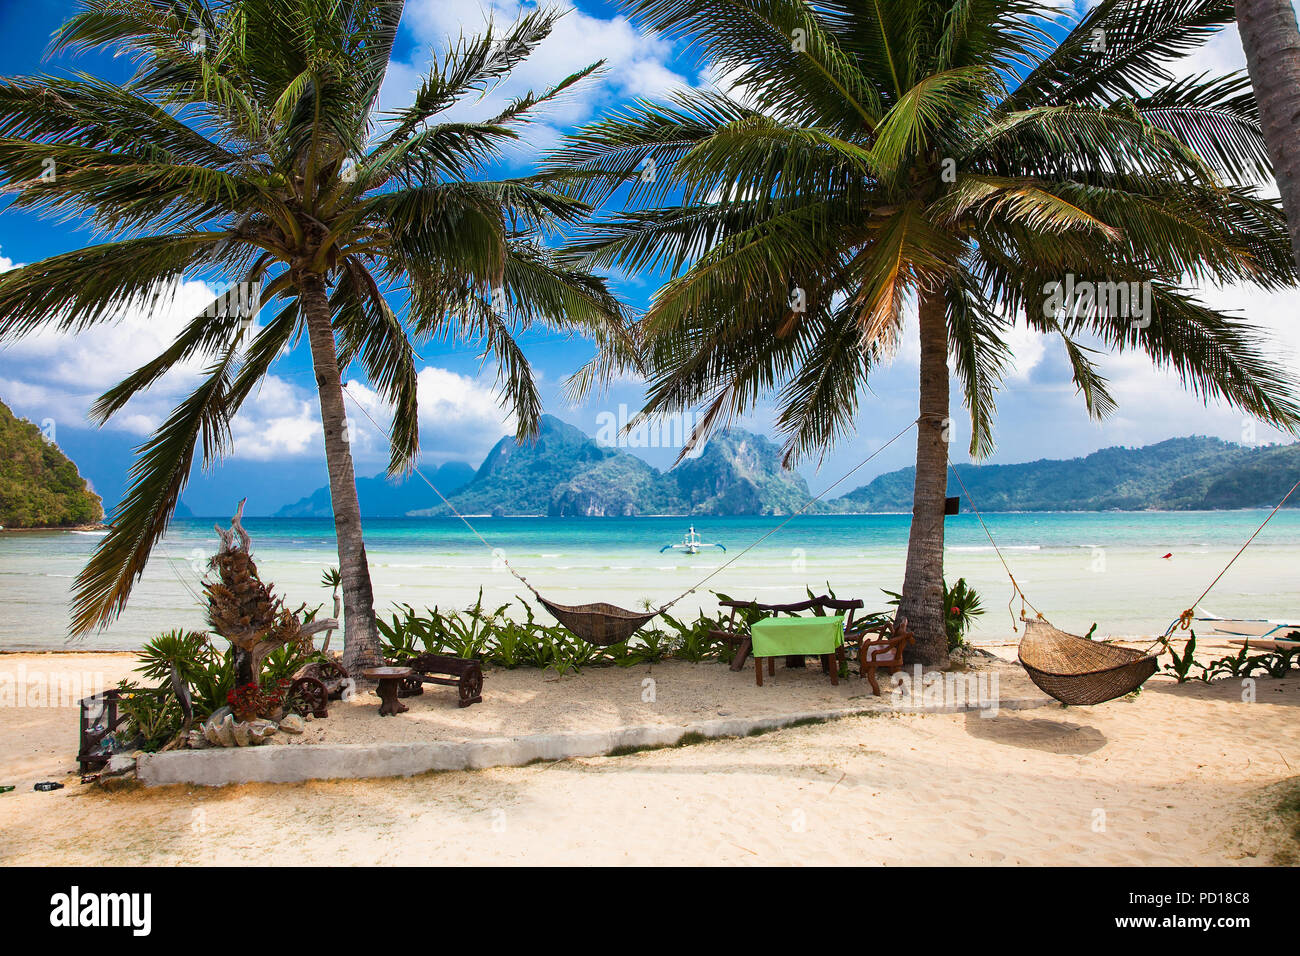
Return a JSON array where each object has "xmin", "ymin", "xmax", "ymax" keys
[{"xmin": 0, "ymin": 523, "xmax": 108, "ymax": 533}]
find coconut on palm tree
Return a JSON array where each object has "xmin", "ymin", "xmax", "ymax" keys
[
  {"xmin": 551, "ymin": 0, "xmax": 1300, "ymax": 664},
  {"xmin": 0, "ymin": 0, "xmax": 626, "ymax": 671}
]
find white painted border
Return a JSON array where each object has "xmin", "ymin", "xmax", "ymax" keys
[{"xmin": 136, "ymin": 697, "xmax": 1053, "ymax": 787}]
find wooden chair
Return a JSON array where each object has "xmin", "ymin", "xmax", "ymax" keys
[
  {"xmin": 850, "ymin": 615, "xmax": 915, "ymax": 695},
  {"xmin": 711, "ymin": 596, "xmax": 864, "ymax": 684}
]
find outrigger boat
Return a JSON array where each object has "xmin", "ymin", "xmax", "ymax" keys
[
  {"xmin": 1190, "ymin": 608, "xmax": 1300, "ymax": 640},
  {"xmin": 660, "ymin": 526, "xmax": 725, "ymax": 555}
]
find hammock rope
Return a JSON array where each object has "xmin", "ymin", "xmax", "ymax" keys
[
  {"xmin": 342, "ymin": 393, "xmax": 550, "ymax": 604},
  {"xmin": 1158, "ymin": 470, "xmax": 1300, "ymax": 645},
  {"xmin": 652, "ymin": 418, "xmax": 920, "ymax": 613},
  {"xmin": 947, "ymin": 449, "xmax": 1300, "ymax": 704},
  {"xmin": 340, "ymin": 390, "xmax": 917, "ymax": 642},
  {"xmin": 947, "ymin": 456, "xmax": 1046, "ymax": 630}
]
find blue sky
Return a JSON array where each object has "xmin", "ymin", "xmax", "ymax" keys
[{"xmin": 1, "ymin": 0, "xmax": 1297, "ymax": 516}]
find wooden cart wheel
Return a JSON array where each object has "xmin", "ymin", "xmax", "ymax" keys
[
  {"xmin": 459, "ymin": 669, "xmax": 484, "ymax": 707},
  {"xmin": 316, "ymin": 659, "xmax": 350, "ymax": 699},
  {"xmin": 294, "ymin": 659, "xmax": 351, "ymax": 700},
  {"xmin": 286, "ymin": 676, "xmax": 329, "ymax": 718}
]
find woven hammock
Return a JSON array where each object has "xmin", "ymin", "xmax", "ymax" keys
[
  {"xmin": 538, "ymin": 597, "xmax": 659, "ymax": 647},
  {"xmin": 1018, "ymin": 620, "xmax": 1159, "ymax": 705}
]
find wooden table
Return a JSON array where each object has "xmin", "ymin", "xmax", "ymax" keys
[
  {"xmin": 749, "ymin": 615, "xmax": 845, "ymax": 686},
  {"xmin": 363, "ymin": 667, "xmax": 415, "ymax": 716}
]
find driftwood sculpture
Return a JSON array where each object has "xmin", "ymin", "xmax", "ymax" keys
[{"xmin": 206, "ymin": 500, "xmax": 337, "ymax": 688}]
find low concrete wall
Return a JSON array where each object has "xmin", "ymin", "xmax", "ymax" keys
[{"xmin": 136, "ymin": 696, "xmax": 1053, "ymax": 787}]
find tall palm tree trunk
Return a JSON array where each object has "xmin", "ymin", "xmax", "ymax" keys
[
  {"xmin": 898, "ymin": 288, "xmax": 950, "ymax": 666},
  {"xmin": 1237, "ymin": 0, "xmax": 1300, "ymax": 268},
  {"xmin": 298, "ymin": 272, "xmax": 383, "ymax": 674}
]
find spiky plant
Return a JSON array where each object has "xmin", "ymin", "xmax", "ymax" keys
[
  {"xmin": 551, "ymin": 0, "xmax": 1300, "ymax": 663},
  {"xmin": 205, "ymin": 546, "xmax": 277, "ymax": 648},
  {"xmin": 0, "ymin": 0, "xmax": 628, "ymax": 669}
]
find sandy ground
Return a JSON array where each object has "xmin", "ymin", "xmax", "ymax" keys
[
  {"xmin": 1, "ymin": 644, "xmax": 1297, "ymax": 865},
  {"xmin": 266, "ymin": 652, "xmax": 1047, "ymax": 745}
]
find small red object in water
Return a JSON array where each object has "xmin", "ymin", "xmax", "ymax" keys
[{"xmin": 1162, "ymin": 553, "xmax": 1172, "ymax": 559}]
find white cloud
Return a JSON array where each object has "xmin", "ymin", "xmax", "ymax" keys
[
  {"xmin": 1, "ymin": 278, "xmax": 215, "ymax": 395},
  {"xmin": 229, "ymin": 375, "xmax": 321, "ymax": 461},
  {"xmin": 1091, "ymin": 283, "xmax": 1300, "ymax": 446},
  {"xmin": 344, "ymin": 366, "xmax": 515, "ymax": 466},
  {"xmin": 1004, "ymin": 321, "xmax": 1048, "ymax": 380},
  {"xmin": 0, "ymin": 227, "xmax": 519, "ymax": 471},
  {"xmin": 382, "ymin": 1, "xmax": 694, "ymax": 161},
  {"xmin": 0, "ymin": 277, "xmax": 219, "ymax": 437}
]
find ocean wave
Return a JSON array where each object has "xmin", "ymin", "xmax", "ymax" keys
[{"xmin": 949, "ymin": 545, "xmax": 1041, "ymax": 552}]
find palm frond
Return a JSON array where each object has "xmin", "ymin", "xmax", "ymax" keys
[{"xmin": 71, "ymin": 344, "xmax": 241, "ymax": 635}]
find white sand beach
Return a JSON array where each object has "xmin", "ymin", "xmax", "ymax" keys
[{"xmin": 1, "ymin": 643, "xmax": 1296, "ymax": 866}]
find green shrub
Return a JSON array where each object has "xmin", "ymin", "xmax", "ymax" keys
[
  {"xmin": 377, "ymin": 592, "xmax": 754, "ymax": 673},
  {"xmin": 133, "ymin": 629, "xmax": 232, "ymax": 720},
  {"xmin": 1165, "ymin": 631, "xmax": 1202, "ymax": 682},
  {"xmin": 1163, "ymin": 631, "xmax": 1298, "ymax": 683},
  {"xmin": 880, "ymin": 577, "xmax": 985, "ymax": 650},
  {"xmin": 122, "ymin": 621, "xmax": 326, "ymax": 752},
  {"xmin": 114, "ymin": 682, "xmax": 186, "ymax": 751},
  {"xmin": 943, "ymin": 579, "xmax": 984, "ymax": 650}
]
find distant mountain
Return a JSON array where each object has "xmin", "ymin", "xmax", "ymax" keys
[
  {"xmin": 275, "ymin": 461, "xmax": 475, "ymax": 518},
  {"xmin": 834, "ymin": 436, "xmax": 1300, "ymax": 512},
  {"xmin": 658, "ymin": 429, "xmax": 814, "ymax": 516},
  {"xmin": 410, "ymin": 415, "xmax": 813, "ymax": 517},
  {"xmin": 0, "ymin": 398, "xmax": 104, "ymax": 528},
  {"xmin": 274, "ymin": 430, "xmax": 1299, "ymax": 520}
]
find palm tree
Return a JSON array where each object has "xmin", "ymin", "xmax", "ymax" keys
[
  {"xmin": 1236, "ymin": 0, "xmax": 1300, "ymax": 267},
  {"xmin": 551, "ymin": 0, "xmax": 1300, "ymax": 664},
  {"xmin": 0, "ymin": 0, "xmax": 625, "ymax": 672}
]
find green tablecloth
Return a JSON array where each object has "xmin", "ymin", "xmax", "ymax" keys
[{"xmin": 750, "ymin": 615, "xmax": 844, "ymax": 657}]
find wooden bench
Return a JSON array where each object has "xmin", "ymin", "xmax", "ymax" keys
[
  {"xmin": 394, "ymin": 653, "xmax": 484, "ymax": 708},
  {"xmin": 711, "ymin": 596, "xmax": 865, "ymax": 678}
]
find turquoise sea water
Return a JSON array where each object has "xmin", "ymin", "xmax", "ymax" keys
[{"xmin": 2, "ymin": 511, "xmax": 1298, "ymax": 651}]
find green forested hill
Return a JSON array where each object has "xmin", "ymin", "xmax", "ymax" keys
[
  {"xmin": 834, "ymin": 436, "xmax": 1300, "ymax": 512},
  {"xmin": 0, "ymin": 399, "xmax": 103, "ymax": 528}
]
